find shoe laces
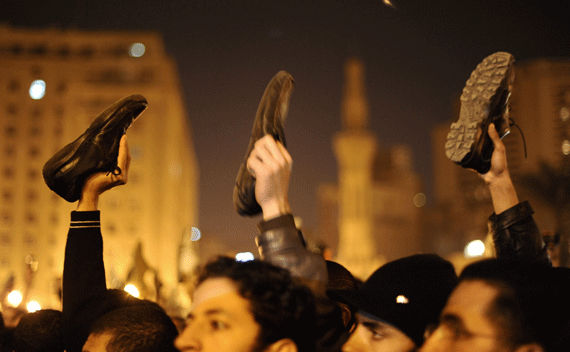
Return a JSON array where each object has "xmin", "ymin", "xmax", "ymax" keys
[
  {"xmin": 508, "ymin": 118, "xmax": 527, "ymax": 159},
  {"xmin": 106, "ymin": 166, "xmax": 122, "ymax": 176}
]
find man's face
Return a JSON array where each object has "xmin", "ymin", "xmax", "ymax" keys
[
  {"xmin": 420, "ymin": 280, "xmax": 511, "ymax": 352},
  {"xmin": 175, "ymin": 277, "xmax": 261, "ymax": 352},
  {"xmin": 341, "ymin": 313, "xmax": 416, "ymax": 352}
]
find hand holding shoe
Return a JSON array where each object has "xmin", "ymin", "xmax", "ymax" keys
[
  {"xmin": 77, "ymin": 135, "xmax": 131, "ymax": 211},
  {"xmin": 480, "ymin": 123, "xmax": 519, "ymax": 214},
  {"xmin": 246, "ymin": 135, "xmax": 292, "ymax": 220}
]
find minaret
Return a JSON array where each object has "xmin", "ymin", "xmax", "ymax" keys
[{"xmin": 333, "ymin": 58, "xmax": 383, "ymax": 279}]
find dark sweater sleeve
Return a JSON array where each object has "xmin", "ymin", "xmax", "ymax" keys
[{"xmin": 62, "ymin": 211, "xmax": 108, "ymax": 352}]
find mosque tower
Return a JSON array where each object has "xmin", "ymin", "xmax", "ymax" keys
[{"xmin": 333, "ymin": 58, "xmax": 384, "ymax": 279}]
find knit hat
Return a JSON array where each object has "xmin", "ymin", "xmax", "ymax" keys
[{"xmin": 327, "ymin": 254, "xmax": 458, "ymax": 346}]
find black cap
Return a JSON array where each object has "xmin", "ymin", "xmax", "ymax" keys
[{"xmin": 328, "ymin": 254, "xmax": 458, "ymax": 346}]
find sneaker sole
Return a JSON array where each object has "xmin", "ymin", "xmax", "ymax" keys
[{"xmin": 445, "ymin": 52, "xmax": 514, "ymax": 165}]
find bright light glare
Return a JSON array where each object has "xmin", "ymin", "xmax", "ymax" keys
[
  {"xmin": 190, "ymin": 227, "xmax": 201, "ymax": 241},
  {"xmin": 27, "ymin": 301, "xmax": 41, "ymax": 312},
  {"xmin": 124, "ymin": 284, "xmax": 140, "ymax": 298},
  {"xmin": 464, "ymin": 240, "xmax": 485, "ymax": 258},
  {"xmin": 236, "ymin": 252, "xmax": 254, "ymax": 262},
  {"xmin": 562, "ymin": 140, "xmax": 570, "ymax": 155},
  {"xmin": 129, "ymin": 43, "xmax": 145, "ymax": 57},
  {"xmin": 29, "ymin": 80, "xmax": 46, "ymax": 100},
  {"xmin": 7, "ymin": 290, "xmax": 23, "ymax": 307}
]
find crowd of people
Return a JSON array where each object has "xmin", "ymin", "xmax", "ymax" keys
[{"xmin": 1, "ymin": 52, "xmax": 570, "ymax": 352}]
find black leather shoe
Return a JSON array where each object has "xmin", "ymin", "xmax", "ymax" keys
[
  {"xmin": 445, "ymin": 52, "xmax": 515, "ymax": 174},
  {"xmin": 233, "ymin": 71, "xmax": 294, "ymax": 216},
  {"xmin": 43, "ymin": 94, "xmax": 148, "ymax": 202}
]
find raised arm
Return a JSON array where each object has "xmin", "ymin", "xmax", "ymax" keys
[
  {"xmin": 247, "ymin": 135, "xmax": 328, "ymax": 292},
  {"xmin": 482, "ymin": 124, "xmax": 548, "ymax": 264},
  {"xmin": 62, "ymin": 135, "xmax": 130, "ymax": 352}
]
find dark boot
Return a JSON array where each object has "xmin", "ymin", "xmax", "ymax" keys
[
  {"xmin": 445, "ymin": 52, "xmax": 515, "ymax": 174},
  {"xmin": 43, "ymin": 94, "xmax": 147, "ymax": 202},
  {"xmin": 233, "ymin": 71, "xmax": 294, "ymax": 216}
]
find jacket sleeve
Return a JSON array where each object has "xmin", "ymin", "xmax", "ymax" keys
[
  {"xmin": 488, "ymin": 200, "xmax": 550, "ymax": 266},
  {"xmin": 256, "ymin": 214, "xmax": 328, "ymax": 292}
]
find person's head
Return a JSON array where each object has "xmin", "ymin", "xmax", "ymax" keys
[
  {"xmin": 421, "ymin": 258, "xmax": 570, "ymax": 352},
  {"xmin": 542, "ymin": 231, "xmax": 569, "ymax": 268},
  {"xmin": 83, "ymin": 302, "xmax": 179, "ymax": 352},
  {"xmin": 13, "ymin": 309, "xmax": 63, "ymax": 352},
  {"xmin": 329, "ymin": 254, "xmax": 458, "ymax": 352},
  {"xmin": 175, "ymin": 256, "xmax": 316, "ymax": 352},
  {"xmin": 326, "ymin": 260, "xmax": 359, "ymax": 330}
]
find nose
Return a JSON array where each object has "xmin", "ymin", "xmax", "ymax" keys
[
  {"xmin": 342, "ymin": 325, "xmax": 365, "ymax": 352},
  {"xmin": 175, "ymin": 323, "xmax": 201, "ymax": 352},
  {"xmin": 419, "ymin": 328, "xmax": 447, "ymax": 352}
]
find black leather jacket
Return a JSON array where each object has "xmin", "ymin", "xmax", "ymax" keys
[
  {"xmin": 256, "ymin": 201, "xmax": 550, "ymax": 285},
  {"xmin": 488, "ymin": 200, "xmax": 550, "ymax": 265}
]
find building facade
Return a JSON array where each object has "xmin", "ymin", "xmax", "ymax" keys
[{"xmin": 0, "ymin": 25, "xmax": 198, "ymax": 310}]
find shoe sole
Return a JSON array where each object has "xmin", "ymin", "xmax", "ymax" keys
[
  {"xmin": 445, "ymin": 52, "xmax": 514, "ymax": 167},
  {"xmin": 43, "ymin": 94, "xmax": 147, "ymax": 202}
]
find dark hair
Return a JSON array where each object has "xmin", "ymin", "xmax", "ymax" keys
[
  {"xmin": 13, "ymin": 309, "xmax": 63, "ymax": 352},
  {"xmin": 198, "ymin": 256, "xmax": 317, "ymax": 352},
  {"xmin": 90, "ymin": 303, "xmax": 179, "ymax": 352},
  {"xmin": 460, "ymin": 258, "xmax": 570, "ymax": 351}
]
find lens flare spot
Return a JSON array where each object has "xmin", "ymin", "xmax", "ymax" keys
[
  {"xmin": 129, "ymin": 43, "xmax": 145, "ymax": 57},
  {"xmin": 29, "ymin": 80, "xmax": 46, "ymax": 100},
  {"xmin": 236, "ymin": 252, "xmax": 254, "ymax": 262},
  {"xmin": 464, "ymin": 240, "xmax": 485, "ymax": 258}
]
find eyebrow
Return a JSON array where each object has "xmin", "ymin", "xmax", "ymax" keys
[
  {"xmin": 439, "ymin": 313, "xmax": 465, "ymax": 330},
  {"xmin": 186, "ymin": 308, "xmax": 230, "ymax": 320},
  {"xmin": 360, "ymin": 320, "xmax": 388, "ymax": 332}
]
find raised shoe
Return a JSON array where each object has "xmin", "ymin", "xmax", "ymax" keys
[
  {"xmin": 445, "ymin": 52, "xmax": 515, "ymax": 174},
  {"xmin": 43, "ymin": 94, "xmax": 147, "ymax": 202},
  {"xmin": 233, "ymin": 71, "xmax": 294, "ymax": 216}
]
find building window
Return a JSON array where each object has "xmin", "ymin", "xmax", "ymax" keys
[
  {"xmin": 26, "ymin": 212, "xmax": 37, "ymax": 224},
  {"xmin": 6, "ymin": 104, "xmax": 17, "ymax": 115},
  {"xmin": 1, "ymin": 190, "xmax": 12, "ymax": 203},
  {"xmin": 79, "ymin": 46, "xmax": 95, "ymax": 58},
  {"xmin": 105, "ymin": 223, "xmax": 117, "ymax": 235},
  {"xmin": 1, "ymin": 211, "xmax": 13, "ymax": 224},
  {"xmin": 29, "ymin": 126, "xmax": 42, "ymax": 136},
  {"xmin": 29, "ymin": 44, "xmax": 47, "ymax": 56},
  {"xmin": 4, "ymin": 126, "xmax": 16, "ymax": 138},
  {"xmin": 27, "ymin": 190, "xmax": 38, "ymax": 202},
  {"xmin": 30, "ymin": 106, "xmax": 43, "ymax": 119},
  {"xmin": 3, "ymin": 168, "xmax": 14, "ymax": 179},
  {"xmin": 9, "ymin": 44, "xmax": 23, "ymax": 55},
  {"xmin": 29, "ymin": 146, "xmax": 40, "ymax": 158},
  {"xmin": 0, "ymin": 232, "xmax": 11, "ymax": 246},
  {"xmin": 4, "ymin": 145, "xmax": 15, "ymax": 158},
  {"xmin": 7, "ymin": 80, "xmax": 19, "ymax": 92},
  {"xmin": 23, "ymin": 233, "xmax": 36, "ymax": 247}
]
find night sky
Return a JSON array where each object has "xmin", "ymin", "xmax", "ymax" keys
[{"xmin": 2, "ymin": 0, "xmax": 569, "ymax": 254}]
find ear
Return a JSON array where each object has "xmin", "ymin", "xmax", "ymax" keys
[
  {"xmin": 513, "ymin": 343, "xmax": 545, "ymax": 352},
  {"xmin": 265, "ymin": 338, "xmax": 298, "ymax": 352}
]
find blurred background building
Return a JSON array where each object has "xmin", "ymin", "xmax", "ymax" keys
[
  {"xmin": 318, "ymin": 56, "xmax": 570, "ymax": 279},
  {"xmin": 0, "ymin": 25, "xmax": 198, "ymax": 310},
  {"xmin": 316, "ymin": 58, "xmax": 424, "ymax": 280}
]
